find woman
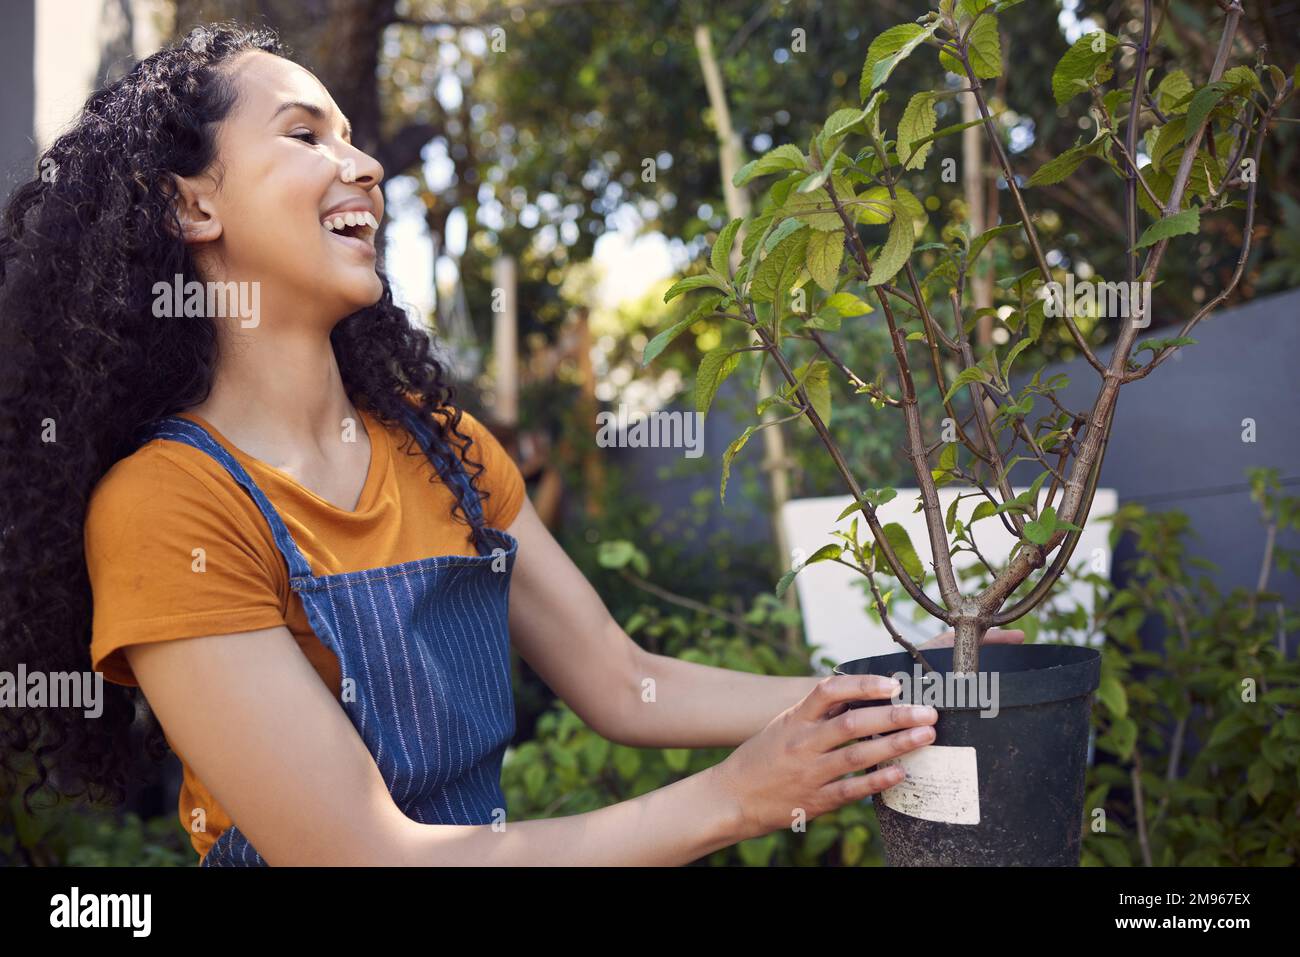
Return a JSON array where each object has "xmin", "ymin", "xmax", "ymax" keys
[{"xmin": 0, "ymin": 23, "xmax": 1020, "ymax": 866}]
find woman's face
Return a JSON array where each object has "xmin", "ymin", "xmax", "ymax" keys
[{"xmin": 185, "ymin": 50, "xmax": 386, "ymax": 323}]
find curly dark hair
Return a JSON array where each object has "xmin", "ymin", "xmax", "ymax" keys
[{"xmin": 0, "ymin": 22, "xmax": 490, "ymax": 820}]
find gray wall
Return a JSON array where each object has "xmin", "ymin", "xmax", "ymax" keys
[
  {"xmin": 1011, "ymin": 287, "xmax": 1300, "ymax": 644},
  {"xmin": 0, "ymin": 0, "xmax": 35, "ymax": 196}
]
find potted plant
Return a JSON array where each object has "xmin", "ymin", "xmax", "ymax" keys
[{"xmin": 645, "ymin": 0, "xmax": 1294, "ymax": 865}]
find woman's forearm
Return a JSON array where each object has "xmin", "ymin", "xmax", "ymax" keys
[
  {"xmin": 392, "ymin": 763, "xmax": 748, "ymax": 865},
  {"xmin": 609, "ymin": 649, "xmax": 820, "ymax": 749}
]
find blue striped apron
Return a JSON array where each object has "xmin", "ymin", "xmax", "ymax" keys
[{"xmin": 141, "ymin": 406, "xmax": 517, "ymax": 866}]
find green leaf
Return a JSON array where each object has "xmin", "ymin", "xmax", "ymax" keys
[
  {"xmin": 642, "ymin": 294, "xmax": 721, "ymax": 367},
  {"xmin": 752, "ymin": 226, "xmax": 810, "ymax": 303},
  {"xmin": 860, "ymin": 24, "xmax": 924, "ymax": 100},
  {"xmin": 942, "ymin": 366, "xmax": 989, "ymax": 404},
  {"xmin": 898, "ymin": 91, "xmax": 939, "ymax": 170},
  {"xmin": 1154, "ymin": 69, "xmax": 1193, "ymax": 114},
  {"xmin": 733, "ymin": 144, "xmax": 806, "ymax": 187},
  {"xmin": 1136, "ymin": 335, "xmax": 1197, "ymax": 355},
  {"xmin": 1051, "ymin": 31, "xmax": 1119, "ymax": 105},
  {"xmin": 940, "ymin": 13, "xmax": 1002, "ymax": 79},
  {"xmin": 711, "ymin": 218, "xmax": 744, "ymax": 276},
  {"xmin": 821, "ymin": 291, "xmax": 873, "ymax": 318},
  {"xmin": 865, "ymin": 201, "xmax": 916, "ymax": 287},
  {"xmin": 1001, "ymin": 337, "xmax": 1034, "ymax": 381},
  {"xmin": 903, "ymin": 115, "xmax": 990, "ymax": 154},
  {"xmin": 802, "ymin": 360, "xmax": 832, "ymax": 424},
  {"xmin": 1021, "ymin": 504, "xmax": 1058, "ymax": 545},
  {"xmin": 1184, "ymin": 81, "xmax": 1232, "ymax": 139},
  {"xmin": 776, "ymin": 543, "xmax": 843, "ymax": 598},
  {"xmin": 782, "ymin": 185, "xmax": 845, "ymax": 231},
  {"xmin": 806, "ymin": 229, "xmax": 845, "ymax": 292},
  {"xmin": 968, "ymin": 221, "xmax": 1022, "ymax": 262},
  {"xmin": 1097, "ymin": 674, "xmax": 1129, "ymax": 718},
  {"xmin": 695, "ymin": 347, "xmax": 743, "ymax": 418},
  {"xmin": 970, "ymin": 500, "xmax": 998, "ymax": 524},
  {"xmin": 596, "ymin": 540, "xmax": 650, "ymax": 577},
  {"xmin": 663, "ymin": 273, "xmax": 727, "ymax": 303},
  {"xmin": 864, "ymin": 21, "xmax": 941, "ymax": 95},
  {"xmin": 1102, "ymin": 717, "xmax": 1138, "ymax": 761},
  {"xmin": 822, "ymin": 106, "xmax": 871, "ymax": 144},
  {"xmin": 720, "ymin": 424, "xmax": 759, "ymax": 504},
  {"xmin": 1247, "ymin": 760, "xmax": 1274, "ymax": 804},
  {"xmin": 873, "ymin": 522, "xmax": 925, "ymax": 581},
  {"xmin": 1027, "ymin": 145, "xmax": 1090, "ymax": 187},
  {"xmin": 1133, "ymin": 207, "xmax": 1200, "ymax": 249},
  {"xmin": 837, "ymin": 488, "xmax": 897, "ymax": 521}
]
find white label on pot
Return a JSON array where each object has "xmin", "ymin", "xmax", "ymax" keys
[{"xmin": 878, "ymin": 746, "xmax": 980, "ymax": 825}]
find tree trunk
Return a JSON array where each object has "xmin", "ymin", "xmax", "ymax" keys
[{"xmin": 952, "ymin": 617, "xmax": 987, "ymax": 675}]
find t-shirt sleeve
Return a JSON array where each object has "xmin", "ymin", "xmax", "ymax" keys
[
  {"xmin": 452, "ymin": 409, "xmax": 527, "ymax": 530},
  {"xmin": 84, "ymin": 448, "xmax": 289, "ymax": 688}
]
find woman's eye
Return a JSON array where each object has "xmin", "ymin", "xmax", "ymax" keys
[{"xmin": 290, "ymin": 130, "xmax": 319, "ymax": 145}]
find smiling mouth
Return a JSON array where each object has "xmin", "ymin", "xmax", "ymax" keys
[{"xmin": 322, "ymin": 211, "xmax": 379, "ymax": 248}]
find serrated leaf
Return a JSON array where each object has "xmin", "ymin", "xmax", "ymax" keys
[
  {"xmin": 663, "ymin": 273, "xmax": 727, "ymax": 303},
  {"xmin": 968, "ymin": 221, "xmax": 1022, "ymax": 262},
  {"xmin": 1135, "ymin": 335, "xmax": 1197, "ymax": 355},
  {"xmin": 940, "ymin": 13, "xmax": 1002, "ymax": 78},
  {"xmin": 1184, "ymin": 81, "xmax": 1232, "ymax": 139},
  {"xmin": 695, "ymin": 347, "xmax": 742, "ymax": 418},
  {"xmin": 860, "ymin": 24, "xmax": 926, "ymax": 100},
  {"xmin": 1133, "ymin": 207, "xmax": 1199, "ymax": 249},
  {"xmin": 822, "ymin": 291, "xmax": 873, "ymax": 318},
  {"xmin": 720, "ymin": 424, "xmax": 758, "ymax": 504},
  {"xmin": 942, "ymin": 366, "xmax": 989, "ymax": 404},
  {"xmin": 711, "ymin": 218, "xmax": 744, "ymax": 276},
  {"xmin": 782, "ymin": 186, "xmax": 845, "ymax": 231},
  {"xmin": 867, "ymin": 21, "xmax": 941, "ymax": 93},
  {"xmin": 1155, "ymin": 69, "xmax": 1193, "ymax": 114},
  {"xmin": 873, "ymin": 522, "xmax": 925, "ymax": 581},
  {"xmin": 642, "ymin": 294, "xmax": 721, "ymax": 367},
  {"xmin": 1027, "ymin": 145, "xmax": 1090, "ymax": 187},
  {"xmin": 752, "ymin": 226, "xmax": 810, "ymax": 303},
  {"xmin": 733, "ymin": 144, "xmax": 806, "ymax": 187},
  {"xmin": 898, "ymin": 91, "xmax": 938, "ymax": 170},
  {"xmin": 1001, "ymin": 337, "xmax": 1033, "ymax": 381},
  {"xmin": 802, "ymin": 360, "xmax": 832, "ymax": 424},
  {"xmin": 865, "ymin": 201, "xmax": 915, "ymax": 287},
  {"xmin": 806, "ymin": 229, "xmax": 845, "ymax": 292},
  {"xmin": 1051, "ymin": 32, "xmax": 1119, "ymax": 105}
]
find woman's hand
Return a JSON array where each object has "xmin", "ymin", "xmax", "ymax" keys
[
  {"xmin": 918, "ymin": 627, "xmax": 1025, "ymax": 650},
  {"xmin": 710, "ymin": 674, "xmax": 938, "ymax": 842}
]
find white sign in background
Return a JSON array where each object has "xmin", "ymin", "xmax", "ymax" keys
[{"xmin": 779, "ymin": 488, "xmax": 1118, "ymax": 670}]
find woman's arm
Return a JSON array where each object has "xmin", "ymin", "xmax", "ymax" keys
[
  {"xmin": 506, "ymin": 497, "xmax": 815, "ymax": 748},
  {"xmin": 126, "ymin": 625, "xmax": 746, "ymax": 865},
  {"xmin": 506, "ymin": 497, "xmax": 1025, "ymax": 750}
]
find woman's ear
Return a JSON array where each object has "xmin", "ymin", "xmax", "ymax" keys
[{"xmin": 166, "ymin": 172, "xmax": 222, "ymax": 244}]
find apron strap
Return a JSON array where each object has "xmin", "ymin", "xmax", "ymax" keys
[{"xmin": 140, "ymin": 417, "xmax": 316, "ymax": 581}]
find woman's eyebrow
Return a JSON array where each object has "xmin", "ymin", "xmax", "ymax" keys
[{"xmin": 271, "ymin": 100, "xmax": 353, "ymax": 141}]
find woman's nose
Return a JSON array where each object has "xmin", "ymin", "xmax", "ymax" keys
[{"xmin": 338, "ymin": 147, "xmax": 383, "ymax": 188}]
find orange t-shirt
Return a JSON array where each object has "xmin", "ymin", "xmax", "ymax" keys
[{"xmin": 83, "ymin": 404, "xmax": 526, "ymax": 862}]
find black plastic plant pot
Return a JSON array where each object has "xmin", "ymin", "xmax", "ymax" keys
[{"xmin": 834, "ymin": 643, "xmax": 1101, "ymax": 866}]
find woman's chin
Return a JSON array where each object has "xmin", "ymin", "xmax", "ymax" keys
[{"xmin": 329, "ymin": 274, "xmax": 385, "ymax": 312}]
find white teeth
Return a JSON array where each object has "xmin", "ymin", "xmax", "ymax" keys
[{"xmin": 322, "ymin": 211, "xmax": 378, "ymax": 237}]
